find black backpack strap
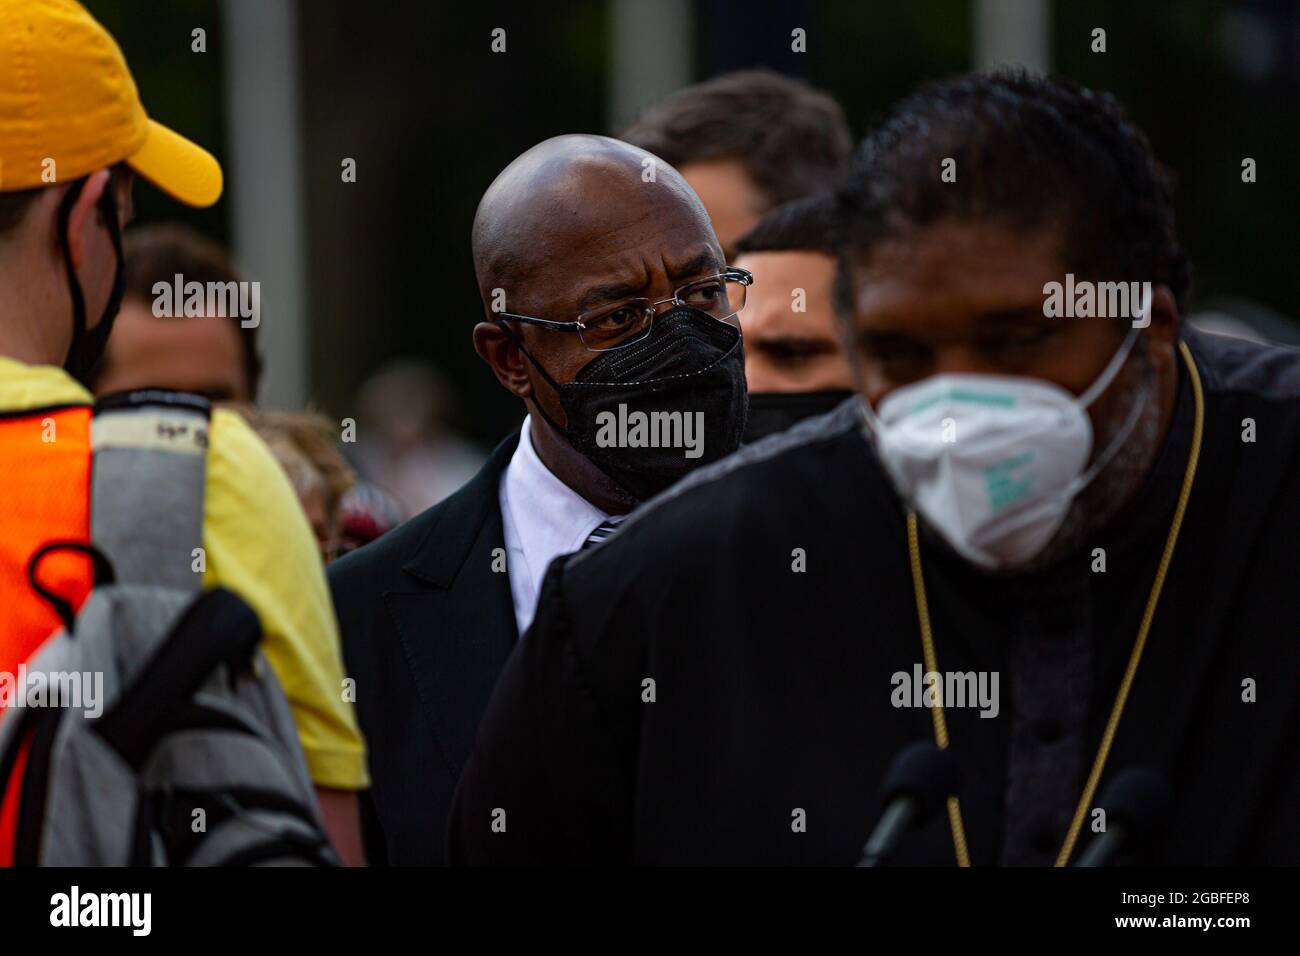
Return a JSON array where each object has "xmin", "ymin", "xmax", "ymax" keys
[{"xmin": 95, "ymin": 588, "xmax": 262, "ymax": 769}]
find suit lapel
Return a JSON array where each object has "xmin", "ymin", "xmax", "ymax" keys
[{"xmin": 383, "ymin": 434, "xmax": 520, "ymax": 777}]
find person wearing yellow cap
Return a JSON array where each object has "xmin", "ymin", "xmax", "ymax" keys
[{"xmin": 0, "ymin": 0, "xmax": 367, "ymax": 864}]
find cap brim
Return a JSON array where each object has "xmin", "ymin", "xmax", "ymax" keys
[{"xmin": 125, "ymin": 119, "xmax": 223, "ymax": 208}]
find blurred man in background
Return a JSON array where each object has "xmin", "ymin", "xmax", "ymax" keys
[
  {"xmin": 330, "ymin": 133, "xmax": 750, "ymax": 864},
  {"xmin": 621, "ymin": 69, "xmax": 852, "ymax": 258},
  {"xmin": 91, "ymin": 223, "xmax": 261, "ymax": 405},
  {"xmin": 450, "ymin": 73, "xmax": 1300, "ymax": 866},
  {"xmin": 351, "ymin": 359, "xmax": 483, "ymax": 519},
  {"xmin": 96, "ymin": 224, "xmax": 401, "ymax": 556},
  {"xmin": 732, "ymin": 196, "xmax": 856, "ymax": 442}
]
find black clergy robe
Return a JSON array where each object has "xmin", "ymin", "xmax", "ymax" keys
[{"xmin": 449, "ymin": 327, "xmax": 1300, "ymax": 866}]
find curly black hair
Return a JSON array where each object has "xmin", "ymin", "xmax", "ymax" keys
[{"xmin": 833, "ymin": 70, "xmax": 1191, "ymax": 313}]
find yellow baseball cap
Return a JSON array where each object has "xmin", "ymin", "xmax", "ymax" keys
[{"xmin": 0, "ymin": 0, "xmax": 222, "ymax": 207}]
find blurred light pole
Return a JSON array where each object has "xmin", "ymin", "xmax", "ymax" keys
[
  {"xmin": 974, "ymin": 0, "xmax": 1051, "ymax": 74},
  {"xmin": 608, "ymin": 0, "xmax": 694, "ymax": 131},
  {"xmin": 221, "ymin": 0, "xmax": 308, "ymax": 408}
]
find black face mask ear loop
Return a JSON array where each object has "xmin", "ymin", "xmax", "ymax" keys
[
  {"xmin": 98, "ymin": 171, "xmax": 127, "ymax": 324},
  {"xmin": 55, "ymin": 171, "xmax": 126, "ymax": 383},
  {"xmin": 55, "ymin": 177, "xmax": 91, "ymax": 368},
  {"xmin": 494, "ymin": 317, "xmax": 570, "ymax": 437}
]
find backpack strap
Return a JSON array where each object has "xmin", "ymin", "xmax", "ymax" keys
[{"xmin": 90, "ymin": 390, "xmax": 212, "ymax": 591}]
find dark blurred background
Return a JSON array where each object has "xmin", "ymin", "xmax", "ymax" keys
[{"xmin": 86, "ymin": 0, "xmax": 1300, "ymax": 448}]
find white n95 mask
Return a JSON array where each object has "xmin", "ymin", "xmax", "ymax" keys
[{"xmin": 862, "ymin": 328, "xmax": 1143, "ymax": 570}]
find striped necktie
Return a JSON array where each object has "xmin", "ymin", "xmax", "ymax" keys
[{"xmin": 582, "ymin": 520, "xmax": 620, "ymax": 550}]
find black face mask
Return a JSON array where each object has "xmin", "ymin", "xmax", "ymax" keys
[
  {"xmin": 743, "ymin": 389, "xmax": 855, "ymax": 443},
  {"xmin": 57, "ymin": 174, "xmax": 126, "ymax": 387},
  {"xmin": 501, "ymin": 306, "xmax": 749, "ymax": 502}
]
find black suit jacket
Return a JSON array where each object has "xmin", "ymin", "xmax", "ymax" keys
[{"xmin": 329, "ymin": 433, "xmax": 520, "ymax": 865}]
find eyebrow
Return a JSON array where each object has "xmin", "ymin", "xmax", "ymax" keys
[
  {"xmin": 577, "ymin": 278, "xmax": 646, "ymax": 312},
  {"xmin": 973, "ymin": 305, "xmax": 1052, "ymax": 326},
  {"xmin": 855, "ymin": 302, "xmax": 1049, "ymax": 338},
  {"xmin": 575, "ymin": 249, "xmax": 723, "ymax": 312},
  {"xmin": 752, "ymin": 334, "xmax": 838, "ymax": 351},
  {"xmin": 667, "ymin": 250, "xmax": 722, "ymax": 282}
]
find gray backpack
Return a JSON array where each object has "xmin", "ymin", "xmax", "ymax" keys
[{"xmin": 0, "ymin": 391, "xmax": 338, "ymax": 866}]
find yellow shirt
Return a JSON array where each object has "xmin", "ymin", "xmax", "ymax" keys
[{"xmin": 0, "ymin": 356, "xmax": 368, "ymax": 789}]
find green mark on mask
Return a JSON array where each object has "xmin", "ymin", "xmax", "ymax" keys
[
  {"xmin": 984, "ymin": 452, "xmax": 1035, "ymax": 511},
  {"xmin": 910, "ymin": 388, "xmax": 1018, "ymax": 416}
]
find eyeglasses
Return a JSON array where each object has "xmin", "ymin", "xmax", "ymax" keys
[{"xmin": 496, "ymin": 267, "xmax": 752, "ymax": 352}]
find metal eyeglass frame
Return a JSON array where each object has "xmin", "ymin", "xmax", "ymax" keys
[{"xmin": 494, "ymin": 267, "xmax": 753, "ymax": 352}]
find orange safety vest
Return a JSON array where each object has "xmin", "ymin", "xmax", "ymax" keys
[{"xmin": 0, "ymin": 403, "xmax": 96, "ymax": 865}]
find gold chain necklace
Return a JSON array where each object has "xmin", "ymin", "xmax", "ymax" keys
[{"xmin": 904, "ymin": 341, "xmax": 1204, "ymax": 866}]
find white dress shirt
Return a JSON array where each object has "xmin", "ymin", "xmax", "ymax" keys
[{"xmin": 498, "ymin": 416, "xmax": 619, "ymax": 635}]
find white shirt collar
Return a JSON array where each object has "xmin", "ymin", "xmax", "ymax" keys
[{"xmin": 498, "ymin": 416, "xmax": 615, "ymax": 635}]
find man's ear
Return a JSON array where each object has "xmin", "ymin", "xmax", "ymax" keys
[
  {"xmin": 473, "ymin": 320, "xmax": 533, "ymax": 399},
  {"xmin": 65, "ymin": 169, "xmax": 112, "ymax": 269},
  {"xmin": 1142, "ymin": 284, "xmax": 1180, "ymax": 375}
]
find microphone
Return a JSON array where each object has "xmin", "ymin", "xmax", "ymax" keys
[
  {"xmin": 856, "ymin": 740, "xmax": 960, "ymax": 867},
  {"xmin": 1074, "ymin": 767, "xmax": 1171, "ymax": 867}
]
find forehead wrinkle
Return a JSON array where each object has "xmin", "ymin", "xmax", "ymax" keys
[{"xmin": 575, "ymin": 242, "xmax": 721, "ymax": 310}]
